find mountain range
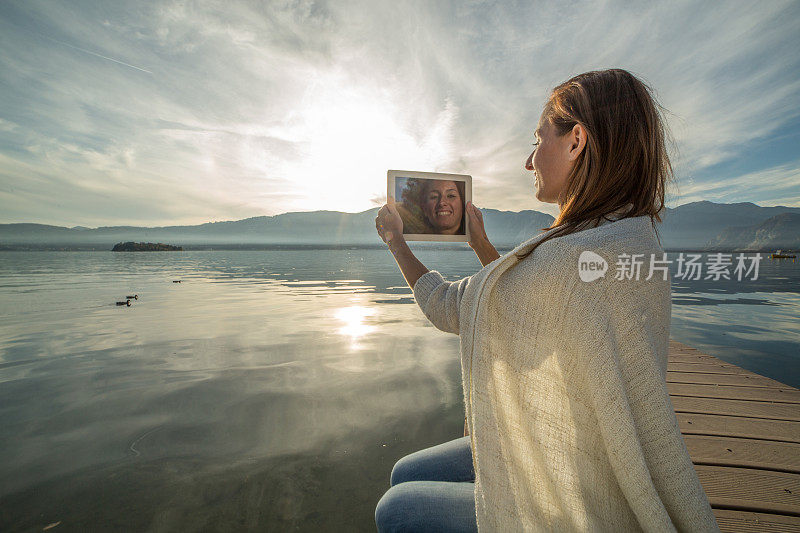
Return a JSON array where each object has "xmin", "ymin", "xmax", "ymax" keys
[{"xmin": 0, "ymin": 201, "xmax": 797, "ymax": 251}]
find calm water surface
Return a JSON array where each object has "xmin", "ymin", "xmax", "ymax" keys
[{"xmin": 0, "ymin": 249, "xmax": 798, "ymax": 531}]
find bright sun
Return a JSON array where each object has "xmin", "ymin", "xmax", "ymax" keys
[{"xmin": 259, "ymin": 71, "xmax": 458, "ymax": 214}]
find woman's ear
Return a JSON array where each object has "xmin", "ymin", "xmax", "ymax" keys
[{"xmin": 567, "ymin": 123, "xmax": 587, "ymax": 161}]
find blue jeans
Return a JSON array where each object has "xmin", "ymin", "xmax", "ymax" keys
[{"xmin": 375, "ymin": 436, "xmax": 478, "ymax": 532}]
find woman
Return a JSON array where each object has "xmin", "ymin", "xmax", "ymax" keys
[
  {"xmin": 374, "ymin": 69, "xmax": 719, "ymax": 532},
  {"xmin": 397, "ymin": 178, "xmax": 466, "ymax": 235},
  {"xmin": 420, "ymin": 179, "xmax": 465, "ymax": 235}
]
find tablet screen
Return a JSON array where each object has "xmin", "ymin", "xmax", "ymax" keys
[{"xmin": 387, "ymin": 170, "xmax": 472, "ymax": 242}]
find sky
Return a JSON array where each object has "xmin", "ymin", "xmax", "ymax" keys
[{"xmin": 0, "ymin": 0, "xmax": 799, "ymax": 227}]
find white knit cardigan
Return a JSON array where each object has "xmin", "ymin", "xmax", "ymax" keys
[{"xmin": 412, "ymin": 210, "xmax": 720, "ymax": 532}]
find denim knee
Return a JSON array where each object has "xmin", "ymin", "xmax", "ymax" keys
[
  {"xmin": 389, "ymin": 454, "xmax": 414, "ymax": 487},
  {"xmin": 375, "ymin": 483, "xmax": 423, "ymax": 533}
]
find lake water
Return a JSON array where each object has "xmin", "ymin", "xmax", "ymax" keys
[{"xmin": 0, "ymin": 249, "xmax": 798, "ymax": 531}]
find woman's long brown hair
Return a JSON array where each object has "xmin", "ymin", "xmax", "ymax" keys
[{"xmin": 517, "ymin": 68, "xmax": 676, "ymax": 259}]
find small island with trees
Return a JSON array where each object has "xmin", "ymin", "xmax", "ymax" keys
[{"xmin": 112, "ymin": 242, "xmax": 183, "ymax": 252}]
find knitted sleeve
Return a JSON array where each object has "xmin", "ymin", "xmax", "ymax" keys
[{"xmin": 412, "ymin": 270, "xmax": 471, "ymax": 335}]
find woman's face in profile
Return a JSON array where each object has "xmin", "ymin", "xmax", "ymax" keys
[
  {"xmin": 524, "ymin": 112, "xmax": 581, "ymax": 208},
  {"xmin": 421, "ymin": 180, "xmax": 463, "ymax": 234}
]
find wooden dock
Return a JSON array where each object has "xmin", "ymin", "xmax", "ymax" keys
[
  {"xmin": 667, "ymin": 340, "xmax": 800, "ymax": 532},
  {"xmin": 463, "ymin": 340, "xmax": 800, "ymax": 531}
]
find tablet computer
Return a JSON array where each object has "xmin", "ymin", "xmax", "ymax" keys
[{"xmin": 387, "ymin": 170, "xmax": 472, "ymax": 242}]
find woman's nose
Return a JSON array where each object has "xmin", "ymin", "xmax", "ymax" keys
[{"xmin": 524, "ymin": 151, "xmax": 534, "ymax": 171}]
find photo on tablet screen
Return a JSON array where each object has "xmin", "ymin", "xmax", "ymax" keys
[{"xmin": 387, "ymin": 170, "xmax": 472, "ymax": 242}]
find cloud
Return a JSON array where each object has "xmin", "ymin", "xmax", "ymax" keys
[
  {"xmin": 672, "ymin": 162, "xmax": 800, "ymax": 207},
  {"xmin": 0, "ymin": 0, "xmax": 798, "ymax": 226}
]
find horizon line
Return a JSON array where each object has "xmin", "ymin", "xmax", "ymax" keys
[{"xmin": 1, "ymin": 199, "xmax": 796, "ymax": 229}]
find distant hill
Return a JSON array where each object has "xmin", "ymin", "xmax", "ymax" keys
[
  {"xmin": 0, "ymin": 208, "xmax": 555, "ymax": 249},
  {"xmin": 705, "ymin": 212, "xmax": 800, "ymax": 250},
  {"xmin": 659, "ymin": 201, "xmax": 800, "ymax": 249},
  {"xmin": 0, "ymin": 201, "xmax": 798, "ymax": 251}
]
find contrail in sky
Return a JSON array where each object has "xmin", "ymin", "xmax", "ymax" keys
[{"xmin": 42, "ymin": 34, "xmax": 152, "ymax": 74}]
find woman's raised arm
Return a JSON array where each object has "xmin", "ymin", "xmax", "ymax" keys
[
  {"xmin": 375, "ymin": 198, "xmax": 469, "ymax": 334},
  {"xmin": 375, "ymin": 199, "xmax": 429, "ymax": 289}
]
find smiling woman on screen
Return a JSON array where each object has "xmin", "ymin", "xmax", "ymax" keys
[
  {"xmin": 420, "ymin": 179, "xmax": 465, "ymax": 235},
  {"xmin": 396, "ymin": 178, "xmax": 466, "ymax": 235},
  {"xmin": 374, "ymin": 68, "xmax": 720, "ymax": 532}
]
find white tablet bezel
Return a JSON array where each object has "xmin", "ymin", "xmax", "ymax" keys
[{"xmin": 387, "ymin": 169, "xmax": 472, "ymax": 242}]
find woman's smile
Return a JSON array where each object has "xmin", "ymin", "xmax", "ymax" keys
[
  {"xmin": 432, "ymin": 206, "xmax": 457, "ymax": 227},
  {"xmin": 431, "ymin": 202, "xmax": 456, "ymax": 222}
]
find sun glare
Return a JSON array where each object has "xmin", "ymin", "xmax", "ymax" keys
[
  {"xmin": 261, "ymin": 72, "xmax": 457, "ymax": 213},
  {"xmin": 335, "ymin": 305, "xmax": 377, "ymax": 341}
]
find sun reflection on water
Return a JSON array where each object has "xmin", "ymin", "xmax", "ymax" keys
[
  {"xmin": 335, "ymin": 305, "xmax": 377, "ymax": 346},
  {"xmin": 334, "ymin": 305, "xmax": 377, "ymax": 350}
]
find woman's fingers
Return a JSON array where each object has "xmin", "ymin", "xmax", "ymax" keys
[
  {"xmin": 470, "ymin": 202, "xmax": 482, "ymax": 218},
  {"xmin": 466, "ymin": 202, "xmax": 487, "ymax": 243},
  {"xmin": 375, "ymin": 201, "xmax": 404, "ymax": 246},
  {"xmin": 375, "ymin": 206, "xmax": 394, "ymax": 244},
  {"xmin": 375, "ymin": 214, "xmax": 385, "ymax": 242},
  {"xmin": 468, "ymin": 202, "xmax": 483, "ymax": 222}
]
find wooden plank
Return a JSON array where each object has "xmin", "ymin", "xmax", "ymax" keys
[
  {"xmin": 670, "ymin": 342, "xmax": 699, "ymax": 349},
  {"xmin": 668, "ymin": 371, "xmax": 789, "ymax": 389},
  {"xmin": 671, "ymin": 396, "xmax": 800, "ymax": 421},
  {"xmin": 669, "ymin": 345, "xmax": 713, "ymax": 352},
  {"xmin": 670, "ymin": 343, "xmax": 800, "ymax": 525},
  {"xmin": 695, "ymin": 465, "xmax": 800, "ymax": 516},
  {"xmin": 668, "ymin": 358, "xmax": 731, "ymax": 366},
  {"xmin": 684, "ymin": 435, "xmax": 800, "ymax": 474},
  {"xmin": 668, "ymin": 382, "xmax": 800, "ymax": 404},
  {"xmin": 671, "ymin": 349, "xmax": 706, "ymax": 356},
  {"xmin": 668, "ymin": 362, "xmax": 755, "ymax": 374},
  {"xmin": 669, "ymin": 355, "xmax": 720, "ymax": 363},
  {"xmin": 669, "ymin": 349, "xmax": 717, "ymax": 356},
  {"xmin": 668, "ymin": 361, "xmax": 736, "ymax": 368},
  {"xmin": 668, "ymin": 364, "xmax": 771, "ymax": 376},
  {"xmin": 677, "ymin": 413, "xmax": 800, "ymax": 444},
  {"xmin": 713, "ymin": 509, "xmax": 800, "ymax": 533}
]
